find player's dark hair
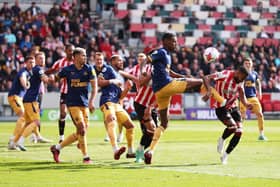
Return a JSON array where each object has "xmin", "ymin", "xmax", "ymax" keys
[
  {"xmin": 25, "ymin": 56, "xmax": 34, "ymax": 62},
  {"xmin": 34, "ymin": 51, "xmax": 45, "ymax": 58},
  {"xmin": 65, "ymin": 44, "xmax": 74, "ymax": 50},
  {"xmin": 162, "ymin": 32, "xmax": 176, "ymax": 41},
  {"xmin": 110, "ymin": 55, "xmax": 121, "ymax": 62},
  {"xmin": 237, "ymin": 66, "xmax": 249, "ymax": 77},
  {"xmin": 73, "ymin": 47, "xmax": 86, "ymax": 56}
]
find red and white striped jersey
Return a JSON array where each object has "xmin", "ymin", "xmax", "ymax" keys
[
  {"xmin": 211, "ymin": 70, "xmax": 244, "ymax": 108},
  {"xmin": 129, "ymin": 64, "xmax": 156, "ymax": 108},
  {"xmin": 52, "ymin": 57, "xmax": 73, "ymax": 94}
]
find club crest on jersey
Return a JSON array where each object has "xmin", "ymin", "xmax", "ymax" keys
[
  {"xmin": 71, "ymin": 72, "xmax": 75, "ymax": 75},
  {"xmin": 84, "ymin": 71, "xmax": 88, "ymax": 76},
  {"xmin": 102, "ymin": 67, "xmax": 107, "ymax": 73}
]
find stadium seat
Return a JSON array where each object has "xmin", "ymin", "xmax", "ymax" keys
[
  {"xmin": 130, "ymin": 24, "xmax": 143, "ymax": 32},
  {"xmin": 212, "ymin": 24, "xmax": 224, "ymax": 31},
  {"xmin": 170, "ymin": 10, "xmax": 184, "ymax": 18},
  {"xmin": 224, "ymin": 25, "xmax": 236, "ymax": 31},
  {"xmin": 251, "ymin": 25, "xmax": 263, "ymax": 33},
  {"xmin": 264, "ymin": 26, "xmax": 276, "ymax": 34},
  {"xmin": 227, "ymin": 37, "xmax": 240, "ymax": 45},
  {"xmin": 102, "ymin": 0, "xmax": 114, "ymax": 4},
  {"xmin": 172, "ymin": 24, "xmax": 185, "ymax": 32},
  {"xmin": 261, "ymin": 93, "xmax": 271, "ymax": 103},
  {"xmin": 143, "ymin": 24, "xmax": 157, "ymax": 29},
  {"xmin": 145, "ymin": 10, "xmax": 157, "ymax": 17},
  {"xmin": 233, "ymin": 0, "xmax": 244, "ymax": 6},
  {"xmin": 225, "ymin": 11, "xmax": 235, "ymax": 18},
  {"xmin": 115, "ymin": 10, "xmax": 129, "ymax": 19},
  {"xmin": 145, "ymin": 29, "xmax": 156, "ymax": 37},
  {"xmin": 198, "ymin": 24, "xmax": 211, "ymax": 31},
  {"xmin": 205, "ymin": 0, "xmax": 220, "ymax": 7},
  {"xmin": 253, "ymin": 38, "xmax": 265, "ymax": 47},
  {"xmin": 247, "ymin": 31, "xmax": 257, "ymax": 39},
  {"xmin": 185, "ymin": 23, "xmax": 197, "ymax": 30},
  {"xmin": 206, "ymin": 18, "xmax": 216, "ymax": 25},
  {"xmin": 154, "ymin": 0, "xmax": 170, "ymax": 5},
  {"xmin": 232, "ymin": 18, "xmax": 242, "ymax": 26},
  {"xmin": 237, "ymin": 25, "xmax": 250, "ymax": 31},
  {"xmin": 220, "ymin": 31, "xmax": 232, "ymax": 38},
  {"xmin": 116, "ymin": 0, "xmax": 129, "ymax": 2},
  {"xmin": 272, "ymin": 100, "xmax": 280, "ymax": 111},
  {"xmin": 142, "ymin": 36, "xmax": 158, "ymax": 45},
  {"xmin": 117, "ymin": 3, "xmax": 127, "ymax": 10},
  {"xmin": 211, "ymin": 12, "xmax": 223, "ymax": 18},
  {"xmin": 152, "ymin": 17, "xmax": 162, "ymax": 24},
  {"xmin": 157, "ymin": 23, "xmax": 169, "ymax": 32},
  {"xmin": 245, "ymin": 0, "xmax": 257, "ymax": 6},
  {"xmin": 184, "ymin": 0, "xmax": 194, "ymax": 6},
  {"xmin": 198, "ymin": 37, "xmax": 213, "ymax": 45},
  {"xmin": 185, "ymin": 37, "xmax": 197, "ymax": 47},
  {"xmin": 263, "ymin": 102, "xmax": 273, "ymax": 112},
  {"xmin": 258, "ymin": 19, "xmax": 268, "ymax": 26},
  {"xmin": 261, "ymin": 12, "xmax": 275, "ymax": 19},
  {"xmin": 179, "ymin": 17, "xmax": 189, "ymax": 24},
  {"xmin": 235, "ymin": 12, "xmax": 249, "ymax": 19},
  {"xmin": 195, "ymin": 11, "xmax": 209, "ymax": 19},
  {"xmin": 250, "ymin": 12, "xmax": 260, "ymax": 20},
  {"xmin": 136, "ymin": 3, "xmax": 149, "ymax": 10},
  {"xmin": 274, "ymin": 32, "xmax": 280, "ymax": 39},
  {"xmin": 164, "ymin": 4, "xmax": 175, "ymax": 11}
]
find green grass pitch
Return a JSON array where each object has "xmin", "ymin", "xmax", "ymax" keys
[{"xmin": 0, "ymin": 120, "xmax": 279, "ymax": 187}]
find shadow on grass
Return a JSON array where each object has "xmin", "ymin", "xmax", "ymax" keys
[{"xmin": 150, "ymin": 162, "xmax": 219, "ymax": 168}]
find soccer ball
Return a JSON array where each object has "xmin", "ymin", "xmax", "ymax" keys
[{"xmin": 203, "ymin": 47, "xmax": 220, "ymax": 63}]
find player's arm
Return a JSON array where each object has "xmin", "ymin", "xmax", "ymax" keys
[
  {"xmin": 44, "ymin": 60, "xmax": 59, "ymax": 75},
  {"xmin": 89, "ymin": 79, "xmax": 97, "ymax": 113},
  {"xmin": 256, "ymin": 78, "xmax": 262, "ymax": 100},
  {"xmin": 139, "ymin": 72, "xmax": 151, "ymax": 86},
  {"xmin": 170, "ymin": 70, "xmax": 185, "ymax": 78},
  {"xmin": 120, "ymin": 80, "xmax": 133, "ymax": 100},
  {"xmin": 97, "ymin": 77, "xmax": 122, "ymax": 87},
  {"xmin": 119, "ymin": 70, "xmax": 138, "ymax": 83},
  {"xmin": 19, "ymin": 73, "xmax": 30, "ymax": 90},
  {"xmin": 239, "ymin": 86, "xmax": 252, "ymax": 110}
]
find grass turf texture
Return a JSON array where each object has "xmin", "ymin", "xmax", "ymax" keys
[{"xmin": 0, "ymin": 120, "xmax": 279, "ymax": 187}]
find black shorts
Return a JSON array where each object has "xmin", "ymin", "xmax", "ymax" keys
[
  {"xmin": 60, "ymin": 93, "xmax": 67, "ymax": 105},
  {"xmin": 133, "ymin": 101, "xmax": 158, "ymax": 133},
  {"xmin": 215, "ymin": 107, "xmax": 242, "ymax": 127}
]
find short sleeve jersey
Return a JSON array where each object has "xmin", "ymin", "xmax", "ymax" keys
[
  {"xmin": 8, "ymin": 67, "xmax": 31, "ymax": 97},
  {"xmin": 58, "ymin": 64, "xmax": 96, "ymax": 107},
  {"xmin": 244, "ymin": 71, "xmax": 258, "ymax": 98},
  {"xmin": 148, "ymin": 48, "xmax": 172, "ymax": 92},
  {"xmin": 23, "ymin": 65, "xmax": 44, "ymax": 102},
  {"xmin": 94, "ymin": 64, "xmax": 123, "ymax": 106}
]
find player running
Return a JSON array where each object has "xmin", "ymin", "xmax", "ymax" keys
[
  {"xmin": 50, "ymin": 47, "xmax": 97, "ymax": 164},
  {"xmin": 7, "ymin": 56, "xmax": 35, "ymax": 150},
  {"xmin": 240, "ymin": 58, "xmax": 267, "ymax": 141},
  {"xmin": 94, "ymin": 52, "xmax": 136, "ymax": 160},
  {"xmin": 11, "ymin": 52, "xmax": 54, "ymax": 151},
  {"xmin": 204, "ymin": 66, "xmax": 252, "ymax": 164},
  {"xmin": 45, "ymin": 44, "xmax": 74, "ymax": 143},
  {"xmin": 143, "ymin": 32, "xmax": 226, "ymax": 164}
]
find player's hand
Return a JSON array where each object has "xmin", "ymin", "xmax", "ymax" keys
[
  {"xmin": 125, "ymin": 80, "xmax": 133, "ymax": 90},
  {"xmin": 257, "ymin": 94, "xmax": 262, "ymax": 101},
  {"xmin": 246, "ymin": 103, "xmax": 253, "ymax": 110},
  {"xmin": 48, "ymin": 74, "xmax": 55, "ymax": 82},
  {"xmin": 202, "ymin": 92, "xmax": 211, "ymax": 102},
  {"xmin": 89, "ymin": 102, "xmax": 95, "ymax": 113},
  {"xmin": 109, "ymin": 79, "xmax": 122, "ymax": 87}
]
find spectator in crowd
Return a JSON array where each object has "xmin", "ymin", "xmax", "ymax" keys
[{"xmin": 26, "ymin": 2, "xmax": 42, "ymax": 16}]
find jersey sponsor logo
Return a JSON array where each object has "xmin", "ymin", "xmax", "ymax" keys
[
  {"xmin": 102, "ymin": 67, "xmax": 107, "ymax": 73},
  {"xmin": 39, "ymin": 69, "xmax": 44, "ymax": 75},
  {"xmin": 245, "ymin": 81, "xmax": 255, "ymax": 87},
  {"xmin": 70, "ymin": 79, "xmax": 87, "ymax": 87}
]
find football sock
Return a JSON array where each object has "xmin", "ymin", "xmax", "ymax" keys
[
  {"xmin": 55, "ymin": 144, "xmax": 61, "ymax": 150},
  {"xmin": 222, "ymin": 128, "xmax": 234, "ymax": 140},
  {"xmin": 78, "ymin": 134, "xmax": 88, "ymax": 156},
  {"xmin": 225, "ymin": 134, "xmax": 241, "ymax": 154},
  {"xmin": 59, "ymin": 119, "xmax": 65, "ymax": 136},
  {"xmin": 18, "ymin": 136, "xmax": 25, "ymax": 146},
  {"xmin": 149, "ymin": 126, "xmax": 165, "ymax": 152},
  {"xmin": 13, "ymin": 116, "xmax": 25, "ymax": 137},
  {"xmin": 33, "ymin": 126, "xmax": 40, "ymax": 138},
  {"xmin": 107, "ymin": 121, "xmax": 117, "ymax": 147},
  {"xmin": 140, "ymin": 133, "xmax": 152, "ymax": 149},
  {"xmin": 137, "ymin": 145, "xmax": 144, "ymax": 152},
  {"xmin": 126, "ymin": 128, "xmax": 134, "ymax": 150},
  {"xmin": 60, "ymin": 133, "xmax": 78, "ymax": 148}
]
